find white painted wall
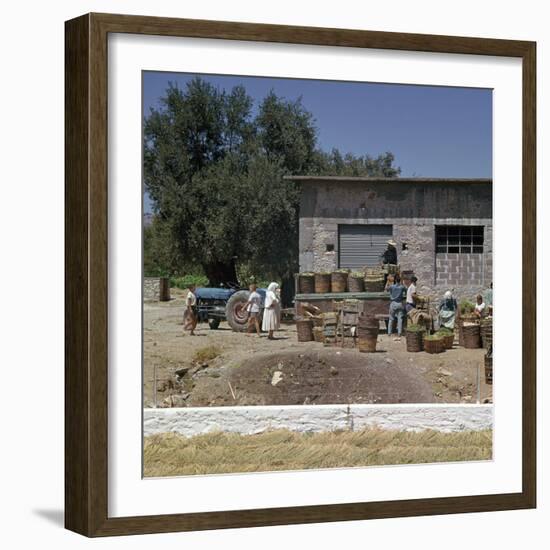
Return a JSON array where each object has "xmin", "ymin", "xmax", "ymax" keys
[{"xmin": 144, "ymin": 404, "xmax": 493, "ymax": 437}]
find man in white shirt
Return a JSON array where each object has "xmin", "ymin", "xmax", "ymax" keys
[
  {"xmin": 405, "ymin": 276, "xmax": 418, "ymax": 313},
  {"xmin": 244, "ymin": 283, "xmax": 261, "ymax": 336},
  {"xmin": 474, "ymin": 294, "xmax": 486, "ymax": 318}
]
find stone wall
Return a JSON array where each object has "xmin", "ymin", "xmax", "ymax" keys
[
  {"xmin": 298, "ymin": 179, "xmax": 493, "ymax": 301},
  {"xmin": 143, "ymin": 404, "xmax": 493, "ymax": 437},
  {"xmin": 144, "ymin": 277, "xmax": 170, "ymax": 302}
]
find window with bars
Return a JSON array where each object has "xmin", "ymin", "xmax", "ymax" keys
[{"xmin": 435, "ymin": 226, "xmax": 484, "ymax": 254}]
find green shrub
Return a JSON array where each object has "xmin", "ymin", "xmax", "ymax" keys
[
  {"xmin": 436, "ymin": 327, "xmax": 453, "ymax": 336},
  {"xmin": 170, "ymin": 274, "xmax": 209, "ymax": 289},
  {"xmin": 459, "ymin": 299, "xmax": 475, "ymax": 314}
]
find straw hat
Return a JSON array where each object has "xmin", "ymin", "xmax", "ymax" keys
[{"xmin": 387, "ymin": 239, "xmax": 397, "ymax": 247}]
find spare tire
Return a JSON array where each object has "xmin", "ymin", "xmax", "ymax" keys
[{"xmin": 225, "ymin": 290, "xmax": 252, "ymax": 332}]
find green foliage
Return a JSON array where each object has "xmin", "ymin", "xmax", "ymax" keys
[
  {"xmin": 256, "ymin": 91, "xmax": 317, "ymax": 174},
  {"xmin": 436, "ymin": 327, "xmax": 454, "ymax": 336},
  {"xmin": 236, "ymin": 264, "xmax": 271, "ymax": 288},
  {"xmin": 144, "ymin": 77, "xmax": 401, "ymax": 286},
  {"xmin": 143, "ymin": 221, "xmax": 181, "ymax": 277},
  {"xmin": 311, "ymin": 148, "xmax": 401, "ymax": 177},
  {"xmin": 170, "ymin": 274, "xmax": 209, "ymax": 289},
  {"xmin": 459, "ymin": 300, "xmax": 476, "ymax": 314}
]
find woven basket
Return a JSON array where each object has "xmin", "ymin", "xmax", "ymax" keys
[
  {"xmin": 314, "ymin": 273, "xmax": 331, "ymax": 294},
  {"xmin": 444, "ymin": 334, "xmax": 455, "ymax": 349},
  {"xmin": 358, "ymin": 313, "xmax": 379, "ymax": 329},
  {"xmin": 484, "ymin": 346, "xmax": 493, "ymax": 384},
  {"xmin": 331, "ymin": 271, "xmax": 348, "ymax": 292},
  {"xmin": 311, "ymin": 315, "xmax": 324, "ymax": 328},
  {"xmin": 313, "ymin": 326, "xmax": 324, "ymax": 343},
  {"xmin": 480, "ymin": 317, "xmax": 493, "ymax": 349},
  {"xmin": 458, "ymin": 315, "xmax": 477, "ymax": 346},
  {"xmin": 406, "ymin": 330, "xmax": 424, "ymax": 352},
  {"xmin": 437, "ymin": 333, "xmax": 455, "ymax": 349},
  {"xmin": 348, "ymin": 275, "xmax": 365, "ymax": 293},
  {"xmin": 364, "ymin": 276, "xmax": 385, "ymax": 292},
  {"xmin": 424, "ymin": 336, "xmax": 446, "ymax": 354},
  {"xmin": 383, "ymin": 263, "xmax": 399, "ymax": 275},
  {"xmin": 296, "ymin": 319, "xmax": 314, "ymax": 342},
  {"xmin": 462, "ymin": 323, "xmax": 481, "ymax": 349},
  {"xmin": 358, "ymin": 329, "xmax": 378, "ymax": 352},
  {"xmin": 357, "ymin": 314, "xmax": 379, "ymax": 352},
  {"xmin": 298, "ymin": 273, "xmax": 315, "ymax": 294}
]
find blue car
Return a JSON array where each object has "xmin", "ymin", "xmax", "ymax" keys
[{"xmin": 195, "ymin": 284, "xmax": 267, "ymax": 331}]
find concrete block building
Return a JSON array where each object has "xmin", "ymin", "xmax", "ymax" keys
[{"xmin": 288, "ymin": 176, "xmax": 492, "ymax": 301}]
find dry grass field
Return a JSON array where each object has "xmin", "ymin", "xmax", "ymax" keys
[{"xmin": 143, "ymin": 428, "xmax": 492, "ymax": 477}]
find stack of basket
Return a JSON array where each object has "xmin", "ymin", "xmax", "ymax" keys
[
  {"xmin": 314, "ymin": 272, "xmax": 331, "ymax": 294},
  {"xmin": 462, "ymin": 322, "xmax": 481, "ymax": 349},
  {"xmin": 298, "ymin": 273, "xmax": 315, "ymax": 294},
  {"xmin": 313, "ymin": 326, "xmax": 325, "ymax": 343},
  {"xmin": 331, "ymin": 270, "xmax": 349, "ymax": 293},
  {"xmin": 296, "ymin": 318, "xmax": 314, "ymax": 342},
  {"xmin": 348, "ymin": 272, "xmax": 365, "ymax": 293},
  {"xmin": 357, "ymin": 313, "xmax": 379, "ymax": 352},
  {"xmin": 480, "ymin": 316, "xmax": 493, "ymax": 349},
  {"xmin": 364, "ymin": 268, "xmax": 385, "ymax": 292},
  {"xmin": 405, "ymin": 325, "xmax": 425, "ymax": 352},
  {"xmin": 458, "ymin": 314, "xmax": 477, "ymax": 346},
  {"xmin": 484, "ymin": 345, "xmax": 493, "ymax": 384}
]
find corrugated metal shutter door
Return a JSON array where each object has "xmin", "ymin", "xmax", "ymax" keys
[{"xmin": 339, "ymin": 225, "xmax": 393, "ymax": 269}]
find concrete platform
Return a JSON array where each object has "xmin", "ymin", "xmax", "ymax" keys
[{"xmin": 295, "ymin": 291, "xmax": 390, "ymax": 315}]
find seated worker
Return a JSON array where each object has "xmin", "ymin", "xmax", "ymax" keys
[
  {"xmin": 405, "ymin": 276, "xmax": 418, "ymax": 312},
  {"xmin": 385, "ymin": 274, "xmax": 406, "ymax": 341},
  {"xmin": 474, "ymin": 294, "xmax": 486, "ymax": 318},
  {"xmin": 438, "ymin": 290, "xmax": 458, "ymax": 330}
]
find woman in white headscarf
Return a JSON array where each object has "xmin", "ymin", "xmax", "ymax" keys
[
  {"xmin": 262, "ymin": 282, "xmax": 280, "ymax": 339},
  {"xmin": 439, "ymin": 290, "xmax": 458, "ymax": 329}
]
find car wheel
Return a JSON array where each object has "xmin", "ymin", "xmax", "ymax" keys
[
  {"xmin": 208, "ymin": 318, "xmax": 221, "ymax": 330},
  {"xmin": 225, "ymin": 290, "xmax": 250, "ymax": 332}
]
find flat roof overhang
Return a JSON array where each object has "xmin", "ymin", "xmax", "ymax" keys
[{"xmin": 284, "ymin": 176, "xmax": 492, "ymax": 184}]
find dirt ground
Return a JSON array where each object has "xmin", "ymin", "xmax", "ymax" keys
[{"xmin": 144, "ymin": 289, "xmax": 492, "ymax": 408}]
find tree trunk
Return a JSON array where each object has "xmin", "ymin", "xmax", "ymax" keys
[{"xmin": 202, "ymin": 259, "xmax": 238, "ymax": 287}]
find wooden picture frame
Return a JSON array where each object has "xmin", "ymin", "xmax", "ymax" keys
[{"xmin": 65, "ymin": 12, "xmax": 536, "ymax": 537}]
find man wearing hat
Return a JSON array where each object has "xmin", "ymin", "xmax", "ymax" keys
[{"xmin": 381, "ymin": 239, "xmax": 398, "ymax": 266}]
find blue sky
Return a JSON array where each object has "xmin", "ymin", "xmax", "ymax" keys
[{"xmin": 143, "ymin": 72, "xmax": 492, "ymax": 211}]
